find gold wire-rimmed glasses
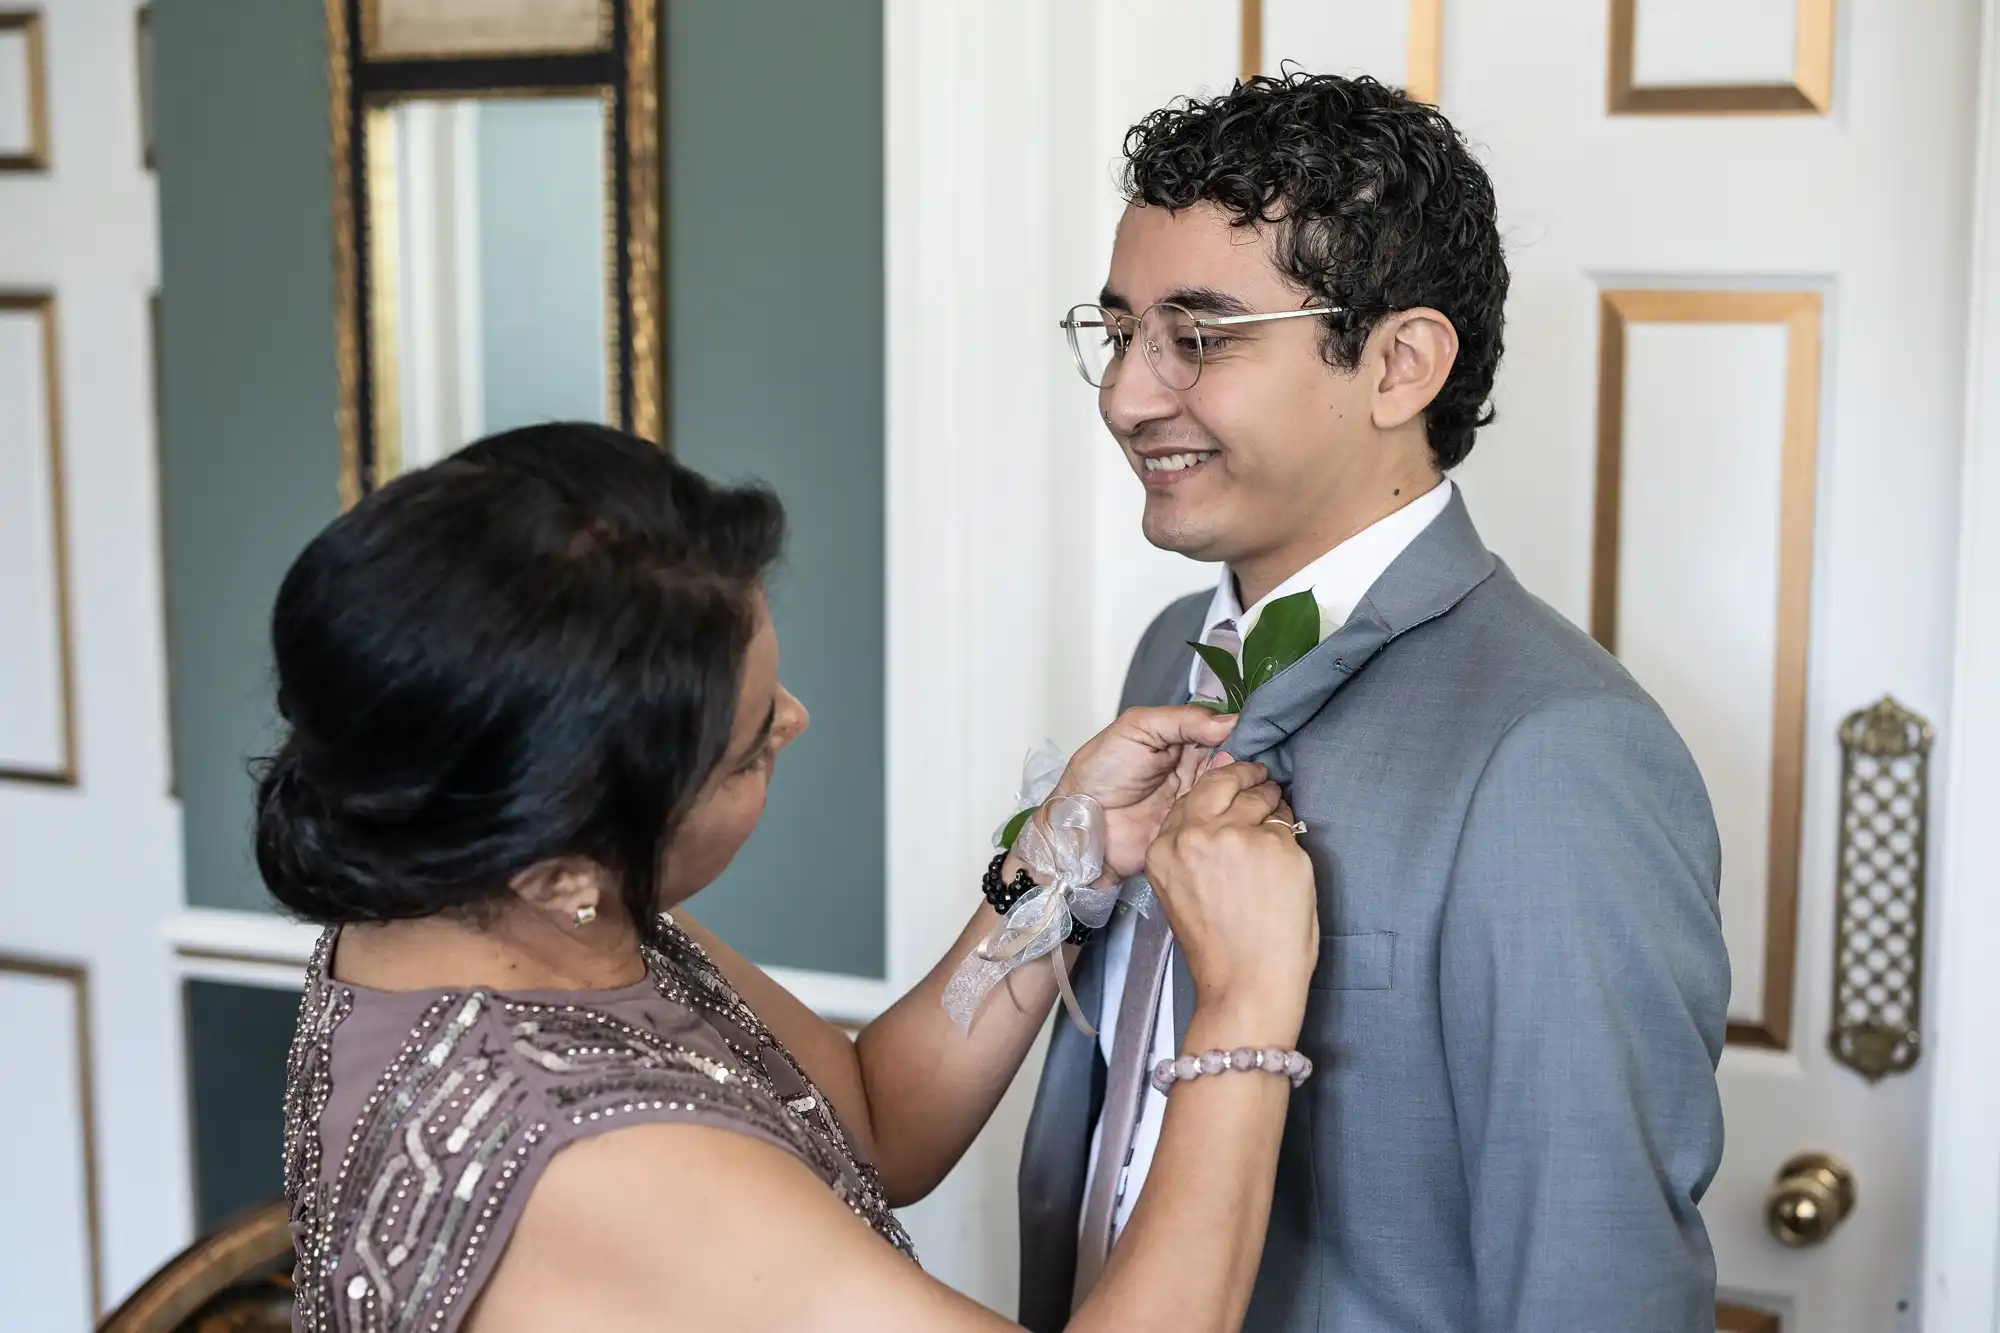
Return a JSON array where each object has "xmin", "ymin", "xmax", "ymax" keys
[{"xmin": 1058, "ymin": 302, "xmax": 1349, "ymax": 390}]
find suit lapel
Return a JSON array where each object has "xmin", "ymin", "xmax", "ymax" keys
[
  {"xmin": 1220, "ymin": 488, "xmax": 1498, "ymax": 776},
  {"xmin": 1176, "ymin": 490, "xmax": 1498, "ymax": 1041}
]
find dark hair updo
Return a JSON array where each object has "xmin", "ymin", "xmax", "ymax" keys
[{"xmin": 254, "ymin": 422, "xmax": 786, "ymax": 930}]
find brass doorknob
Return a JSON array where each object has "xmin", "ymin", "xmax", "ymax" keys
[{"xmin": 1765, "ymin": 1152, "xmax": 1856, "ymax": 1247}]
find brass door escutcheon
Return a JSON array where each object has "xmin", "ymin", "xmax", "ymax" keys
[{"xmin": 1765, "ymin": 1152, "xmax": 1856, "ymax": 1247}]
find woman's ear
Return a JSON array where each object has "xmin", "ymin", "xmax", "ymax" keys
[{"xmin": 509, "ymin": 857, "xmax": 611, "ymax": 930}]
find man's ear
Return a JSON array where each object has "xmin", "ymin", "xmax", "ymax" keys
[
  {"xmin": 1370, "ymin": 308, "xmax": 1459, "ymax": 432},
  {"xmin": 509, "ymin": 857, "xmax": 610, "ymax": 928}
]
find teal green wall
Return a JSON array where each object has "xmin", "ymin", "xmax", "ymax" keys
[
  {"xmin": 665, "ymin": 1, "xmax": 886, "ymax": 977},
  {"xmin": 155, "ymin": 0, "xmax": 339, "ymax": 913},
  {"xmin": 185, "ymin": 982, "xmax": 296, "ymax": 1228},
  {"xmin": 156, "ymin": 0, "xmax": 886, "ymax": 977}
]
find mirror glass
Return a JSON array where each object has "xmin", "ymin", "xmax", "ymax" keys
[{"xmin": 366, "ymin": 94, "xmax": 609, "ymax": 476}]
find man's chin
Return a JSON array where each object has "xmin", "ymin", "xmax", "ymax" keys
[{"xmin": 1140, "ymin": 501, "xmax": 1226, "ymax": 562}]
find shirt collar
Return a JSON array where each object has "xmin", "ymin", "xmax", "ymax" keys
[{"xmin": 1196, "ymin": 478, "xmax": 1456, "ymax": 662}]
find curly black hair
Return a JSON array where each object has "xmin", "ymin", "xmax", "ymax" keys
[{"xmin": 1122, "ymin": 71, "xmax": 1507, "ymax": 470}]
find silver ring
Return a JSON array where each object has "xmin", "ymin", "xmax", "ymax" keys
[{"xmin": 1265, "ymin": 818, "xmax": 1306, "ymax": 835}]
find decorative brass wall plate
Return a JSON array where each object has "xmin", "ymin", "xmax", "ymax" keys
[
  {"xmin": 1828, "ymin": 696, "xmax": 1932, "ymax": 1081},
  {"xmin": 325, "ymin": 0, "xmax": 662, "ymax": 508}
]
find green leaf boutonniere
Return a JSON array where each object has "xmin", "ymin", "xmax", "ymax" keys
[{"xmin": 1189, "ymin": 588, "xmax": 1322, "ymax": 714}]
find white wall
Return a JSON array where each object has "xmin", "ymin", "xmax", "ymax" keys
[
  {"xmin": 881, "ymin": 0, "xmax": 1240, "ymax": 1306},
  {"xmin": 1921, "ymin": 6, "xmax": 2000, "ymax": 1329}
]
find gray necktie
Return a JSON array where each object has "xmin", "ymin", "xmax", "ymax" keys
[
  {"xmin": 1190, "ymin": 617, "xmax": 1242, "ymax": 706},
  {"xmin": 1072, "ymin": 618, "xmax": 1242, "ymax": 1308},
  {"xmin": 1071, "ymin": 903, "xmax": 1174, "ymax": 1308}
]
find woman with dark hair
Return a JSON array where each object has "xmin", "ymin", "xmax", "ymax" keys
[{"xmin": 269, "ymin": 422, "xmax": 1318, "ymax": 1332}]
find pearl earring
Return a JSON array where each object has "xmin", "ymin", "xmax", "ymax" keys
[{"xmin": 572, "ymin": 904, "xmax": 597, "ymax": 929}]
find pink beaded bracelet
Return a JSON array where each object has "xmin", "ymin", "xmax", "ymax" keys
[{"xmin": 1151, "ymin": 1046, "xmax": 1313, "ymax": 1092}]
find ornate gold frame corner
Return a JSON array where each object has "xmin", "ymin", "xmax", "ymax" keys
[{"xmin": 624, "ymin": 0, "xmax": 662, "ymax": 446}]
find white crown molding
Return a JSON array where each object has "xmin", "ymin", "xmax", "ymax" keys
[{"xmin": 164, "ymin": 906, "xmax": 893, "ymax": 1024}]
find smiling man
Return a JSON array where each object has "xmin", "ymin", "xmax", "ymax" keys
[{"xmin": 1018, "ymin": 73, "xmax": 1731, "ymax": 1333}]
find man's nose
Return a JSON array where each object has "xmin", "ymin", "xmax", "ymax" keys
[{"xmin": 1100, "ymin": 351, "xmax": 1180, "ymax": 437}]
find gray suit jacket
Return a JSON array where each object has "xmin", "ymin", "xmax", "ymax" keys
[{"xmin": 1017, "ymin": 491, "xmax": 1729, "ymax": 1332}]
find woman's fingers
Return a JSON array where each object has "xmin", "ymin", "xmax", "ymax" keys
[
  {"xmin": 1180, "ymin": 761, "xmax": 1270, "ymax": 820},
  {"xmin": 1223, "ymin": 781, "xmax": 1285, "ymax": 826},
  {"xmin": 1115, "ymin": 704, "xmax": 1239, "ymax": 753}
]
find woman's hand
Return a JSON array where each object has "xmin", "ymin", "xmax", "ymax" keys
[
  {"xmin": 1143, "ymin": 760, "xmax": 1319, "ymax": 1044},
  {"xmin": 1048, "ymin": 705, "xmax": 1238, "ymax": 880}
]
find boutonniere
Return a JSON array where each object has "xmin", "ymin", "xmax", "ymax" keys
[{"xmin": 1189, "ymin": 588, "xmax": 1322, "ymax": 713}]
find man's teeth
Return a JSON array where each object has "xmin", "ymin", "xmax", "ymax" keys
[{"xmin": 1142, "ymin": 451, "xmax": 1217, "ymax": 473}]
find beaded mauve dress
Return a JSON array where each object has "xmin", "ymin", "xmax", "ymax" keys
[{"xmin": 282, "ymin": 915, "xmax": 915, "ymax": 1332}]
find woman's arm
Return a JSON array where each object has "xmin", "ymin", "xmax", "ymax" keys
[
  {"xmin": 474, "ymin": 763, "xmax": 1313, "ymax": 1333},
  {"xmin": 680, "ymin": 891, "xmax": 1075, "ymax": 1203},
  {"xmin": 684, "ymin": 704, "xmax": 1233, "ymax": 1205},
  {"xmin": 855, "ymin": 704, "xmax": 1235, "ymax": 1202},
  {"xmin": 851, "ymin": 901, "xmax": 1074, "ymax": 1202}
]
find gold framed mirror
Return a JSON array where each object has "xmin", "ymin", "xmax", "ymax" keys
[{"xmin": 326, "ymin": 0, "xmax": 661, "ymax": 506}]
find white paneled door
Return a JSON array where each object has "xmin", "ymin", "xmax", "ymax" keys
[
  {"xmin": 1248, "ymin": 1, "xmax": 1978, "ymax": 1329},
  {"xmin": 0, "ymin": 1, "xmax": 189, "ymax": 1327}
]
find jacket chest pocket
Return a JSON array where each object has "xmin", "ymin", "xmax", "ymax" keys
[{"xmin": 1308, "ymin": 931, "xmax": 1395, "ymax": 992}]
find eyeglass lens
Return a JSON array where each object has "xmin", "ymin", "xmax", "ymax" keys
[{"xmin": 1063, "ymin": 303, "xmax": 1204, "ymax": 390}]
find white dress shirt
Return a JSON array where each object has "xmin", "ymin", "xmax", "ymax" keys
[{"xmin": 1079, "ymin": 478, "xmax": 1455, "ymax": 1245}]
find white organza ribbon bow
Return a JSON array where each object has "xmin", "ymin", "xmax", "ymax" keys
[{"xmin": 942, "ymin": 793, "xmax": 1122, "ymax": 1035}]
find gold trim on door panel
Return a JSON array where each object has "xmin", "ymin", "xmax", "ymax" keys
[
  {"xmin": 0, "ymin": 954, "xmax": 103, "ymax": 1317},
  {"xmin": 1717, "ymin": 1303, "xmax": 1781, "ymax": 1333},
  {"xmin": 1240, "ymin": 0, "xmax": 1444, "ymax": 105},
  {"xmin": 1609, "ymin": 0, "xmax": 1836, "ymax": 115},
  {"xmin": 1404, "ymin": 0, "xmax": 1443, "ymax": 104},
  {"xmin": 1592, "ymin": 288, "xmax": 1823, "ymax": 1050},
  {"xmin": 0, "ymin": 291, "xmax": 79, "ymax": 788},
  {"xmin": 0, "ymin": 9, "xmax": 50, "ymax": 171},
  {"xmin": 1240, "ymin": 0, "xmax": 1262, "ymax": 85}
]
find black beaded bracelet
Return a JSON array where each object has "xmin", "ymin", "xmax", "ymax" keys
[{"xmin": 982, "ymin": 851, "xmax": 1093, "ymax": 947}]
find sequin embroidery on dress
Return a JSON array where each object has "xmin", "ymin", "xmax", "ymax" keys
[
  {"xmin": 645, "ymin": 913, "xmax": 913, "ymax": 1252},
  {"xmin": 283, "ymin": 924, "xmax": 916, "ymax": 1333}
]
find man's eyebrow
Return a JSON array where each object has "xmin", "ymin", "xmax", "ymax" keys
[
  {"xmin": 1161, "ymin": 286, "xmax": 1255, "ymax": 317},
  {"xmin": 1098, "ymin": 286, "xmax": 1131, "ymax": 312},
  {"xmin": 732, "ymin": 702, "xmax": 777, "ymax": 768}
]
